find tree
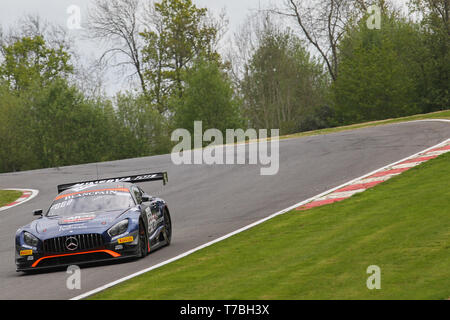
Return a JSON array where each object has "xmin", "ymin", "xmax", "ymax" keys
[
  {"xmin": 0, "ymin": 14, "xmax": 74, "ymax": 55},
  {"xmin": 114, "ymin": 91, "xmax": 172, "ymax": 156},
  {"xmin": 0, "ymin": 86, "xmax": 36, "ymax": 172},
  {"xmin": 87, "ymin": 0, "xmax": 148, "ymax": 94},
  {"xmin": 240, "ymin": 17, "xmax": 329, "ymax": 134},
  {"xmin": 140, "ymin": 0, "xmax": 221, "ymax": 114},
  {"xmin": 0, "ymin": 76, "xmax": 127, "ymax": 172},
  {"xmin": 0, "ymin": 35, "xmax": 73, "ymax": 91},
  {"xmin": 273, "ymin": 0, "xmax": 353, "ymax": 81},
  {"xmin": 0, "ymin": 14, "xmax": 106, "ymax": 99},
  {"xmin": 273, "ymin": 1, "xmax": 392, "ymax": 82},
  {"xmin": 333, "ymin": 13, "xmax": 424, "ymax": 123},
  {"xmin": 410, "ymin": 0, "xmax": 449, "ymax": 111},
  {"xmin": 173, "ymin": 58, "xmax": 242, "ymax": 135}
]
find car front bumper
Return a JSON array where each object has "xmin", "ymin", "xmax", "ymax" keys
[{"xmin": 16, "ymin": 232, "xmax": 141, "ymax": 272}]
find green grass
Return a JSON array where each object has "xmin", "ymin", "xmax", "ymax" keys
[
  {"xmin": 0, "ymin": 190, "xmax": 22, "ymax": 207},
  {"xmin": 91, "ymin": 151, "xmax": 450, "ymax": 300}
]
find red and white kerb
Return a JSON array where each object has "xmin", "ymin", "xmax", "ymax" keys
[{"xmin": 296, "ymin": 140, "xmax": 450, "ymax": 211}]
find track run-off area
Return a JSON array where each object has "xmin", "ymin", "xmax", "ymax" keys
[{"xmin": 0, "ymin": 120, "xmax": 448, "ymax": 300}]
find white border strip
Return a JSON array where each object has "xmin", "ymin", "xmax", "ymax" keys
[
  {"xmin": 71, "ymin": 137, "xmax": 450, "ymax": 300},
  {"xmin": 0, "ymin": 189, "xmax": 39, "ymax": 212}
]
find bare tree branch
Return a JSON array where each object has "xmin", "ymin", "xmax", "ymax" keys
[
  {"xmin": 86, "ymin": 0, "xmax": 148, "ymax": 94},
  {"xmin": 271, "ymin": 0, "xmax": 371, "ymax": 81}
]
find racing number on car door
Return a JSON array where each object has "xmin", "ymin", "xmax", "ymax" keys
[
  {"xmin": 134, "ymin": 187, "xmax": 156, "ymax": 234},
  {"xmin": 132, "ymin": 187, "xmax": 149, "ymax": 232},
  {"xmin": 145, "ymin": 207, "xmax": 157, "ymax": 234}
]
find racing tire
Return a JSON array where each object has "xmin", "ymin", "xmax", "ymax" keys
[
  {"xmin": 162, "ymin": 208, "xmax": 172, "ymax": 246},
  {"xmin": 137, "ymin": 219, "xmax": 148, "ymax": 258}
]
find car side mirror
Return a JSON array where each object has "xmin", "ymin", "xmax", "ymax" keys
[
  {"xmin": 33, "ymin": 209, "xmax": 43, "ymax": 217},
  {"xmin": 141, "ymin": 195, "xmax": 152, "ymax": 203}
]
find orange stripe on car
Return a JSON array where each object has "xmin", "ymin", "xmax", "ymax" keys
[{"xmin": 31, "ymin": 250, "xmax": 121, "ymax": 268}]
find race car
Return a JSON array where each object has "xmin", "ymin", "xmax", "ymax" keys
[{"xmin": 15, "ymin": 172, "xmax": 172, "ymax": 272}]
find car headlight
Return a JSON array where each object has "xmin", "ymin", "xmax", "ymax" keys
[
  {"xmin": 23, "ymin": 232, "xmax": 39, "ymax": 247},
  {"xmin": 108, "ymin": 220, "xmax": 129, "ymax": 237}
]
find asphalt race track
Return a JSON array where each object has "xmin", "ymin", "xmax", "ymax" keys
[{"xmin": 0, "ymin": 120, "xmax": 448, "ymax": 300}]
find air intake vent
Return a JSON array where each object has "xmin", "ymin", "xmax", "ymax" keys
[{"xmin": 43, "ymin": 234, "xmax": 104, "ymax": 254}]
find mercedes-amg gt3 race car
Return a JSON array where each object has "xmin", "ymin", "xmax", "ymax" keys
[{"xmin": 15, "ymin": 172, "xmax": 172, "ymax": 272}]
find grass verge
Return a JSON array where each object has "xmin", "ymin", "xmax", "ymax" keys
[
  {"xmin": 0, "ymin": 190, "xmax": 22, "ymax": 207},
  {"xmin": 91, "ymin": 151, "xmax": 450, "ymax": 300}
]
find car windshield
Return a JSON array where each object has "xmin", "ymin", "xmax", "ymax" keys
[{"xmin": 46, "ymin": 188, "xmax": 135, "ymax": 217}]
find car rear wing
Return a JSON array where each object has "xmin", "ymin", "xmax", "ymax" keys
[{"xmin": 57, "ymin": 172, "xmax": 168, "ymax": 194}]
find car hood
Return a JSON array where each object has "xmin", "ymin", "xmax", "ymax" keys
[{"xmin": 33, "ymin": 209, "xmax": 130, "ymax": 238}]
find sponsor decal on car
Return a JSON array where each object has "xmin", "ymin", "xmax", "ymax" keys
[
  {"xmin": 57, "ymin": 173, "xmax": 167, "ymax": 193},
  {"xmin": 117, "ymin": 236, "xmax": 134, "ymax": 244},
  {"xmin": 60, "ymin": 214, "xmax": 96, "ymax": 224},
  {"xmin": 55, "ymin": 188, "xmax": 129, "ymax": 201},
  {"xmin": 20, "ymin": 250, "xmax": 33, "ymax": 256},
  {"xmin": 59, "ymin": 224, "xmax": 89, "ymax": 232}
]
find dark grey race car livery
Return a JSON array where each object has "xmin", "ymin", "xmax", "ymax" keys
[{"xmin": 15, "ymin": 172, "xmax": 172, "ymax": 272}]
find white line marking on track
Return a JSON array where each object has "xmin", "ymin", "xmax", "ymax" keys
[
  {"xmin": 316, "ymin": 189, "xmax": 366, "ymax": 200},
  {"xmin": 351, "ymin": 176, "xmax": 392, "ymax": 185},
  {"xmin": 391, "ymin": 162, "xmax": 423, "ymax": 169},
  {"xmin": 425, "ymin": 149, "xmax": 449, "ymax": 156}
]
